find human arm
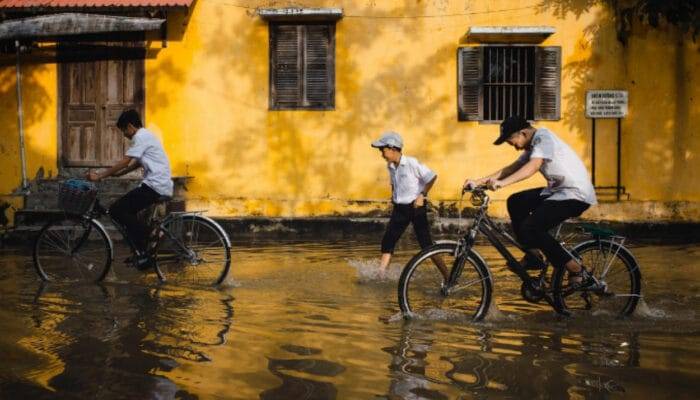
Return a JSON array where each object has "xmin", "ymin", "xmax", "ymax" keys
[
  {"xmin": 463, "ymin": 158, "xmax": 526, "ymax": 190},
  {"xmin": 86, "ymin": 156, "xmax": 138, "ymax": 182},
  {"xmin": 414, "ymin": 175, "xmax": 436, "ymax": 207},
  {"xmin": 414, "ymin": 160, "xmax": 437, "ymax": 207},
  {"xmin": 113, "ymin": 158, "xmax": 141, "ymax": 177},
  {"xmin": 486, "ymin": 158, "xmax": 543, "ymax": 190}
]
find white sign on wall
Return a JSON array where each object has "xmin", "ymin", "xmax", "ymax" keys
[{"xmin": 586, "ymin": 90, "xmax": 628, "ymax": 118}]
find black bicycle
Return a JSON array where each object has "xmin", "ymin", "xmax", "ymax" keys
[
  {"xmin": 33, "ymin": 183, "xmax": 231, "ymax": 286},
  {"xmin": 398, "ymin": 187, "xmax": 642, "ymax": 320}
]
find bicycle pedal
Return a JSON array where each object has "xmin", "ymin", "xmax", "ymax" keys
[{"xmin": 134, "ymin": 256, "xmax": 155, "ymax": 271}]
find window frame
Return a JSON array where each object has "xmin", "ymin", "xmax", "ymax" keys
[
  {"xmin": 457, "ymin": 44, "xmax": 561, "ymax": 123},
  {"xmin": 269, "ymin": 21, "xmax": 336, "ymax": 111}
]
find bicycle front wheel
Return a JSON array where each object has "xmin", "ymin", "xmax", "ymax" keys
[
  {"xmin": 33, "ymin": 217, "xmax": 113, "ymax": 282},
  {"xmin": 552, "ymin": 239, "xmax": 642, "ymax": 317},
  {"xmin": 398, "ymin": 242, "xmax": 492, "ymax": 321},
  {"xmin": 155, "ymin": 214, "xmax": 231, "ymax": 286}
]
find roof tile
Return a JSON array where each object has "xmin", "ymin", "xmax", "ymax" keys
[{"xmin": 0, "ymin": 0, "xmax": 193, "ymax": 9}]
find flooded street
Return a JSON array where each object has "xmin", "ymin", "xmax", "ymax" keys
[{"xmin": 1, "ymin": 237, "xmax": 698, "ymax": 399}]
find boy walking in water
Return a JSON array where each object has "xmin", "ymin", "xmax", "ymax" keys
[{"xmin": 372, "ymin": 132, "xmax": 448, "ymax": 280}]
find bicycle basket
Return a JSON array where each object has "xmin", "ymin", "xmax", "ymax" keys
[{"xmin": 58, "ymin": 179, "xmax": 98, "ymax": 215}]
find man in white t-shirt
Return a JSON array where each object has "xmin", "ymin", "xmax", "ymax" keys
[
  {"xmin": 87, "ymin": 109, "xmax": 173, "ymax": 270},
  {"xmin": 372, "ymin": 131, "xmax": 448, "ymax": 280},
  {"xmin": 463, "ymin": 116, "xmax": 597, "ymax": 288}
]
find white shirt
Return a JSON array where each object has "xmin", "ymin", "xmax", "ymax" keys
[
  {"xmin": 517, "ymin": 127, "xmax": 597, "ymax": 205},
  {"xmin": 125, "ymin": 128, "xmax": 173, "ymax": 197},
  {"xmin": 388, "ymin": 155, "xmax": 437, "ymax": 204}
]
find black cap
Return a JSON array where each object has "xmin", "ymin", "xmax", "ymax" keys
[{"xmin": 494, "ymin": 116, "xmax": 531, "ymax": 145}]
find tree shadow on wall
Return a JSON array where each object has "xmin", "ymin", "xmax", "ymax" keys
[
  {"xmin": 187, "ymin": 2, "xmax": 471, "ymax": 212},
  {"xmin": 537, "ymin": 0, "xmax": 700, "ymax": 200}
]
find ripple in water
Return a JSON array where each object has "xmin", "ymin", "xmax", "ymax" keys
[
  {"xmin": 346, "ymin": 258, "xmax": 402, "ymax": 283},
  {"xmin": 633, "ymin": 297, "xmax": 668, "ymax": 319}
]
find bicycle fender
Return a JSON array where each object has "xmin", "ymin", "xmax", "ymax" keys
[{"xmin": 89, "ymin": 218, "xmax": 114, "ymax": 261}]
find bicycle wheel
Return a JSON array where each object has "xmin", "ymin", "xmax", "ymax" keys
[
  {"xmin": 398, "ymin": 242, "xmax": 492, "ymax": 321},
  {"xmin": 155, "ymin": 214, "xmax": 231, "ymax": 286},
  {"xmin": 552, "ymin": 239, "xmax": 642, "ymax": 317},
  {"xmin": 33, "ymin": 217, "xmax": 113, "ymax": 282}
]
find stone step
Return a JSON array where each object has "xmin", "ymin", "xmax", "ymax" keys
[
  {"xmin": 22, "ymin": 177, "xmax": 189, "ymax": 211},
  {"xmin": 15, "ymin": 199, "xmax": 186, "ymax": 227},
  {"xmin": 25, "ymin": 192, "xmax": 130, "ymax": 210}
]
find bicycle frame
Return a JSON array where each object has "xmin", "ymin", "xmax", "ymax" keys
[
  {"xmin": 452, "ymin": 189, "xmax": 556, "ymax": 305},
  {"xmin": 86, "ymin": 198, "xmax": 212, "ymax": 265},
  {"xmin": 88, "ymin": 199, "xmax": 144, "ymax": 256}
]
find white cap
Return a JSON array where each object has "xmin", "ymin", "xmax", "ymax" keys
[{"xmin": 371, "ymin": 131, "xmax": 403, "ymax": 149}]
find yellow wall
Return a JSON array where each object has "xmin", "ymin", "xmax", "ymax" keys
[
  {"xmin": 1, "ymin": 0, "xmax": 699, "ymax": 222},
  {"xmin": 0, "ymin": 57, "xmax": 57, "ymax": 224}
]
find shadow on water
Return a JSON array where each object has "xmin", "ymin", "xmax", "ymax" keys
[{"xmin": 1, "ymin": 238, "xmax": 699, "ymax": 399}]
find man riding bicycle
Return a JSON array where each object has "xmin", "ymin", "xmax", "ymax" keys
[
  {"xmin": 463, "ymin": 116, "xmax": 597, "ymax": 288},
  {"xmin": 87, "ymin": 109, "xmax": 173, "ymax": 270}
]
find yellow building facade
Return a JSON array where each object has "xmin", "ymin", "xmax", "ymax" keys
[{"xmin": 1, "ymin": 0, "xmax": 699, "ymax": 224}]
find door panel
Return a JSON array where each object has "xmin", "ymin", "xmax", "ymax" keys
[{"xmin": 60, "ymin": 43, "xmax": 144, "ymax": 168}]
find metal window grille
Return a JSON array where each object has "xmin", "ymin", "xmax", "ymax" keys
[{"xmin": 484, "ymin": 46, "xmax": 535, "ymax": 121}]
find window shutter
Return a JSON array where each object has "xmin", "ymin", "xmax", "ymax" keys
[
  {"xmin": 303, "ymin": 24, "xmax": 334, "ymax": 108},
  {"xmin": 458, "ymin": 46, "xmax": 484, "ymax": 121},
  {"xmin": 534, "ymin": 46, "xmax": 561, "ymax": 120},
  {"xmin": 271, "ymin": 24, "xmax": 301, "ymax": 108}
]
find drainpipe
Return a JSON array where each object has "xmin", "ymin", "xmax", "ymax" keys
[{"xmin": 15, "ymin": 40, "xmax": 28, "ymax": 191}]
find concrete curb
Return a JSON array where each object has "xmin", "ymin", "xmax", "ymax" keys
[{"xmin": 3, "ymin": 217, "xmax": 700, "ymax": 247}]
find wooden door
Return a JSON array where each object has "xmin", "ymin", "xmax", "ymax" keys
[{"xmin": 60, "ymin": 45, "xmax": 144, "ymax": 168}]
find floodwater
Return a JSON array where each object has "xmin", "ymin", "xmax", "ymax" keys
[{"xmin": 0, "ymin": 237, "xmax": 698, "ymax": 399}]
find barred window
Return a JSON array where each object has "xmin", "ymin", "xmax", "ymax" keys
[
  {"xmin": 269, "ymin": 23, "xmax": 335, "ymax": 110},
  {"xmin": 458, "ymin": 46, "xmax": 561, "ymax": 122}
]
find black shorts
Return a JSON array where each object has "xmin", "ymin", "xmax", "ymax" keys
[{"xmin": 381, "ymin": 203, "xmax": 434, "ymax": 254}]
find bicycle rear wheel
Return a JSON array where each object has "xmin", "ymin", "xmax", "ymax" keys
[
  {"xmin": 398, "ymin": 242, "xmax": 492, "ymax": 321},
  {"xmin": 33, "ymin": 217, "xmax": 113, "ymax": 282},
  {"xmin": 552, "ymin": 239, "xmax": 642, "ymax": 317},
  {"xmin": 155, "ymin": 214, "xmax": 231, "ymax": 286}
]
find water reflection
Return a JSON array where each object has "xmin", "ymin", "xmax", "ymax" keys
[
  {"xmin": 261, "ymin": 346, "xmax": 346, "ymax": 400},
  {"xmin": 9, "ymin": 277, "xmax": 234, "ymax": 399},
  {"xmin": 0, "ymin": 240, "xmax": 698, "ymax": 399}
]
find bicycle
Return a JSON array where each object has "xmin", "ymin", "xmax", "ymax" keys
[
  {"xmin": 398, "ymin": 186, "xmax": 642, "ymax": 320},
  {"xmin": 33, "ymin": 181, "xmax": 231, "ymax": 286}
]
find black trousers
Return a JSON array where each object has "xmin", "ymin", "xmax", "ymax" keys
[
  {"xmin": 507, "ymin": 188, "xmax": 590, "ymax": 268},
  {"xmin": 381, "ymin": 203, "xmax": 434, "ymax": 254},
  {"xmin": 109, "ymin": 184, "xmax": 160, "ymax": 254}
]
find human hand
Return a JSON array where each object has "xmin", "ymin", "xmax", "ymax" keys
[
  {"xmin": 86, "ymin": 170, "xmax": 100, "ymax": 182},
  {"xmin": 414, "ymin": 193, "xmax": 425, "ymax": 207},
  {"xmin": 462, "ymin": 179, "xmax": 479, "ymax": 192},
  {"xmin": 486, "ymin": 179, "xmax": 503, "ymax": 191}
]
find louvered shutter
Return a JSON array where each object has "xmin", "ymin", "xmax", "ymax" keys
[
  {"xmin": 271, "ymin": 24, "xmax": 301, "ymax": 109},
  {"xmin": 458, "ymin": 46, "xmax": 484, "ymax": 121},
  {"xmin": 304, "ymin": 24, "xmax": 334, "ymax": 108},
  {"xmin": 534, "ymin": 46, "xmax": 561, "ymax": 120}
]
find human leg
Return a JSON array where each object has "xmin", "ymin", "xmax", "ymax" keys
[
  {"xmin": 411, "ymin": 205, "xmax": 449, "ymax": 281},
  {"xmin": 379, "ymin": 204, "xmax": 412, "ymax": 274},
  {"xmin": 109, "ymin": 184, "xmax": 160, "ymax": 254}
]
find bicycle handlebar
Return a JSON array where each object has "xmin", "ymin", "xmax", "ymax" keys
[{"xmin": 462, "ymin": 184, "xmax": 489, "ymax": 194}]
